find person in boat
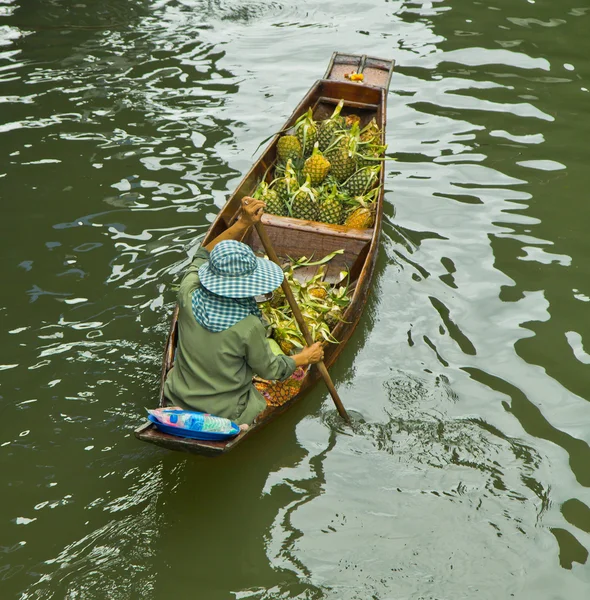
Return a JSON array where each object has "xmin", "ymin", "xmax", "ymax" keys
[{"xmin": 163, "ymin": 196, "xmax": 324, "ymax": 428}]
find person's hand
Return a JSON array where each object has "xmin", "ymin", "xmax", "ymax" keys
[
  {"xmin": 299, "ymin": 342, "xmax": 324, "ymax": 365},
  {"xmin": 239, "ymin": 196, "xmax": 265, "ymax": 227}
]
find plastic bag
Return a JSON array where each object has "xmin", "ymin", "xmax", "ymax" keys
[{"xmin": 147, "ymin": 407, "xmax": 240, "ymax": 440}]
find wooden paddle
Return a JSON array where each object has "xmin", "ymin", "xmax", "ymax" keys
[{"xmin": 254, "ymin": 220, "xmax": 351, "ymax": 424}]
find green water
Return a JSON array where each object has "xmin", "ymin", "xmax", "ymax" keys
[{"xmin": 1, "ymin": 0, "xmax": 590, "ymax": 598}]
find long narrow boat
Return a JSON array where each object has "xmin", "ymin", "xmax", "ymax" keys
[{"xmin": 135, "ymin": 53, "xmax": 394, "ymax": 456}]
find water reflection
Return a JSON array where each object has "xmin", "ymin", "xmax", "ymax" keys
[{"xmin": 2, "ymin": 0, "xmax": 590, "ymax": 597}]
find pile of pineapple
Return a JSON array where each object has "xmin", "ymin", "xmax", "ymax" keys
[
  {"xmin": 260, "ymin": 253, "xmax": 351, "ymax": 355},
  {"xmin": 254, "ymin": 100, "xmax": 386, "ymax": 229}
]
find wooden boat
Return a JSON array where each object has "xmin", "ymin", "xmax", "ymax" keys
[{"xmin": 135, "ymin": 53, "xmax": 395, "ymax": 456}]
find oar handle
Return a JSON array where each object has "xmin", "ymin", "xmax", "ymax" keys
[{"xmin": 254, "ymin": 220, "xmax": 351, "ymax": 423}]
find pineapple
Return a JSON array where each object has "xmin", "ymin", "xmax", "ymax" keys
[
  {"xmin": 293, "ymin": 108, "xmax": 318, "ymax": 157},
  {"xmin": 345, "ymin": 204, "xmax": 375, "ymax": 229},
  {"xmin": 270, "ymin": 159, "xmax": 298, "ymax": 209},
  {"xmin": 290, "ymin": 176, "xmax": 319, "ymax": 222},
  {"xmin": 254, "ymin": 181, "xmax": 286, "ymax": 217},
  {"xmin": 277, "ymin": 135, "xmax": 302, "ymax": 162},
  {"xmin": 325, "ymin": 122, "xmax": 361, "ymax": 182},
  {"xmin": 318, "ymin": 100, "xmax": 345, "ymax": 151},
  {"xmin": 302, "ymin": 143, "xmax": 331, "ymax": 186},
  {"xmin": 318, "ymin": 184, "xmax": 344, "ymax": 225},
  {"xmin": 343, "ymin": 187, "xmax": 380, "ymax": 228},
  {"xmin": 274, "ymin": 326, "xmax": 304, "ymax": 355},
  {"xmin": 342, "ymin": 165, "xmax": 380, "ymax": 196},
  {"xmin": 308, "ymin": 285, "xmax": 328, "ymax": 300},
  {"xmin": 345, "ymin": 114, "xmax": 361, "ymax": 129},
  {"xmin": 325, "ymin": 136, "xmax": 356, "ymax": 182},
  {"xmin": 360, "ymin": 118, "xmax": 382, "ymax": 144}
]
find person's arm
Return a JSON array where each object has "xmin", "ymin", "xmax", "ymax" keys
[
  {"xmin": 203, "ymin": 196, "xmax": 264, "ymax": 252},
  {"xmin": 292, "ymin": 343, "xmax": 324, "ymax": 367},
  {"xmin": 245, "ymin": 323, "xmax": 324, "ymax": 381}
]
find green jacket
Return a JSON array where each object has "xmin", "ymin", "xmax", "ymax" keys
[{"xmin": 163, "ymin": 247, "xmax": 296, "ymax": 425}]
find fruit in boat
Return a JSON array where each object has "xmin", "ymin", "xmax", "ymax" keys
[
  {"xmin": 345, "ymin": 206, "xmax": 374, "ymax": 229},
  {"xmin": 290, "ymin": 176, "xmax": 319, "ymax": 221},
  {"xmin": 345, "ymin": 114, "xmax": 361, "ymax": 129},
  {"xmin": 263, "ymin": 188, "xmax": 286, "ymax": 217},
  {"xmin": 343, "ymin": 187, "xmax": 379, "ymax": 228},
  {"xmin": 360, "ymin": 118, "xmax": 381, "ymax": 144},
  {"xmin": 254, "ymin": 181, "xmax": 286, "ymax": 217},
  {"xmin": 261, "ymin": 253, "xmax": 351, "ymax": 353},
  {"xmin": 318, "ymin": 184, "xmax": 344, "ymax": 225},
  {"xmin": 267, "ymin": 99, "xmax": 387, "ymax": 227},
  {"xmin": 302, "ymin": 143, "xmax": 330, "ymax": 186},
  {"xmin": 277, "ymin": 135, "xmax": 302, "ymax": 162},
  {"xmin": 293, "ymin": 108, "xmax": 318, "ymax": 156},
  {"xmin": 325, "ymin": 122, "xmax": 361, "ymax": 182},
  {"xmin": 342, "ymin": 165, "xmax": 380, "ymax": 196},
  {"xmin": 326, "ymin": 139, "xmax": 356, "ymax": 182},
  {"xmin": 344, "ymin": 200, "xmax": 375, "ymax": 229},
  {"xmin": 308, "ymin": 285, "xmax": 328, "ymax": 299},
  {"xmin": 277, "ymin": 335, "xmax": 297, "ymax": 355},
  {"xmin": 270, "ymin": 159, "xmax": 298, "ymax": 208},
  {"xmin": 318, "ymin": 100, "xmax": 345, "ymax": 151}
]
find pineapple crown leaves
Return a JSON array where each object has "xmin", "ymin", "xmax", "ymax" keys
[
  {"xmin": 307, "ymin": 141, "xmax": 327, "ymax": 161},
  {"xmin": 274, "ymin": 325, "xmax": 305, "ymax": 347},
  {"xmin": 346, "ymin": 185, "xmax": 381, "ymax": 207},
  {"xmin": 260, "ymin": 253, "xmax": 353, "ymax": 342},
  {"xmin": 305, "ymin": 265, "xmax": 327, "ymax": 283},
  {"xmin": 346, "ymin": 121, "xmax": 361, "ymax": 142},
  {"xmin": 357, "ymin": 144, "xmax": 389, "ymax": 162},
  {"xmin": 284, "ymin": 158, "xmax": 299, "ymax": 181},
  {"xmin": 363, "ymin": 185, "xmax": 381, "ymax": 203},
  {"xmin": 313, "ymin": 322, "xmax": 339, "ymax": 344},
  {"xmin": 318, "ymin": 183, "xmax": 338, "ymax": 204},
  {"xmin": 325, "ymin": 122, "xmax": 361, "ymax": 157},
  {"xmin": 253, "ymin": 180, "xmax": 271, "ymax": 199},
  {"xmin": 270, "ymin": 158, "xmax": 298, "ymax": 188},
  {"xmin": 293, "ymin": 107, "xmax": 317, "ymax": 150},
  {"xmin": 342, "ymin": 164, "xmax": 381, "ymax": 187},
  {"xmin": 292, "ymin": 174, "xmax": 318, "ymax": 201},
  {"xmin": 329, "ymin": 100, "xmax": 344, "ymax": 121},
  {"xmin": 329, "ymin": 292, "xmax": 352, "ymax": 309},
  {"xmin": 301, "ymin": 296, "xmax": 334, "ymax": 314},
  {"xmin": 359, "ymin": 118, "xmax": 382, "ymax": 141},
  {"xmin": 294, "ymin": 107, "xmax": 316, "ymax": 128},
  {"xmin": 290, "ymin": 249, "xmax": 345, "ymax": 269}
]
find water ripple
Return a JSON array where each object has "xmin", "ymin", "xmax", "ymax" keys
[{"xmin": 2, "ymin": 0, "xmax": 590, "ymax": 598}]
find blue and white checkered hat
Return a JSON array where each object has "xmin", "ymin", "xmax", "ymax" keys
[{"xmin": 198, "ymin": 240, "xmax": 284, "ymax": 298}]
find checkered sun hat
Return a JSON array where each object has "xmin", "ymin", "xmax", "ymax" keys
[{"xmin": 198, "ymin": 240, "xmax": 284, "ymax": 298}]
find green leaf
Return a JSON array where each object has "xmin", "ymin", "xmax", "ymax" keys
[{"xmin": 291, "ymin": 249, "xmax": 345, "ymax": 268}]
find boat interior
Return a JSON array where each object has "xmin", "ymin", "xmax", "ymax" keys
[{"xmin": 202, "ymin": 79, "xmax": 386, "ymax": 291}]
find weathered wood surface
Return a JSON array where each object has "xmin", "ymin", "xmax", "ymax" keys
[
  {"xmin": 135, "ymin": 53, "xmax": 394, "ymax": 456},
  {"xmin": 324, "ymin": 52, "xmax": 395, "ymax": 90}
]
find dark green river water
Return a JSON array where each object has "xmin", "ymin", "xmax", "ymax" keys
[{"xmin": 2, "ymin": 0, "xmax": 590, "ymax": 598}]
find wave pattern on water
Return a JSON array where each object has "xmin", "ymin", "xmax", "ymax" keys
[{"xmin": 1, "ymin": 0, "xmax": 590, "ymax": 598}]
